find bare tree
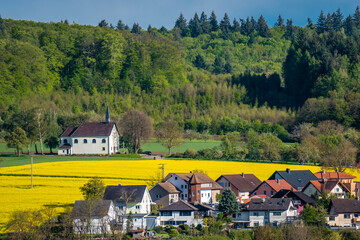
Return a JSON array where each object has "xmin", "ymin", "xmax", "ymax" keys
[
  {"xmin": 35, "ymin": 109, "xmax": 46, "ymax": 154},
  {"xmin": 156, "ymin": 119, "xmax": 183, "ymax": 154},
  {"xmin": 120, "ymin": 110, "xmax": 153, "ymax": 154}
]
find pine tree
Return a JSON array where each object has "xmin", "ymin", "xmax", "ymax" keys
[
  {"xmin": 344, "ymin": 14, "xmax": 355, "ymax": 35},
  {"xmin": 209, "ymin": 11, "xmax": 218, "ymax": 32},
  {"xmin": 200, "ymin": 11, "xmax": 211, "ymax": 34},
  {"xmin": 325, "ymin": 13, "xmax": 334, "ymax": 31},
  {"xmin": 354, "ymin": 6, "xmax": 360, "ymax": 27},
  {"xmin": 316, "ymin": 10, "xmax": 326, "ymax": 33},
  {"xmin": 117, "ymin": 20, "xmax": 126, "ymax": 30},
  {"xmin": 224, "ymin": 61, "xmax": 232, "ymax": 73},
  {"xmin": 240, "ymin": 17, "xmax": 254, "ymax": 36},
  {"xmin": 275, "ymin": 14, "xmax": 285, "ymax": 29},
  {"xmin": 213, "ymin": 56, "xmax": 225, "ymax": 74},
  {"xmin": 285, "ymin": 18, "xmax": 294, "ymax": 40},
  {"xmin": 332, "ymin": 8, "xmax": 343, "ymax": 31},
  {"xmin": 189, "ymin": 13, "xmax": 202, "ymax": 37},
  {"xmin": 219, "ymin": 189, "xmax": 239, "ymax": 216},
  {"xmin": 232, "ymin": 18, "xmax": 241, "ymax": 32},
  {"xmin": 175, "ymin": 13, "xmax": 188, "ymax": 37},
  {"xmin": 131, "ymin": 23, "xmax": 142, "ymax": 34},
  {"xmin": 257, "ymin": 15, "xmax": 270, "ymax": 37},
  {"xmin": 98, "ymin": 19, "xmax": 108, "ymax": 28},
  {"xmin": 193, "ymin": 54, "xmax": 207, "ymax": 69}
]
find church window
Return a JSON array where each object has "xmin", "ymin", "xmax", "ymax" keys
[
  {"xmin": 102, "ymin": 139, "xmax": 106, "ymax": 143},
  {"xmin": 64, "ymin": 139, "xmax": 68, "ymax": 144},
  {"xmin": 74, "ymin": 139, "xmax": 78, "ymax": 144},
  {"xmin": 83, "ymin": 139, "xmax": 87, "ymax": 144},
  {"xmin": 102, "ymin": 147, "xmax": 105, "ymax": 151},
  {"xmin": 92, "ymin": 139, "xmax": 96, "ymax": 143}
]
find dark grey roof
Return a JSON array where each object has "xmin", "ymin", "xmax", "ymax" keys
[
  {"xmin": 271, "ymin": 189, "xmax": 316, "ymax": 205},
  {"xmin": 245, "ymin": 198, "xmax": 292, "ymax": 211},
  {"xmin": 268, "ymin": 169, "xmax": 318, "ymax": 190},
  {"xmin": 331, "ymin": 199, "xmax": 360, "ymax": 213},
  {"xmin": 159, "ymin": 200, "xmax": 198, "ymax": 212},
  {"xmin": 216, "ymin": 174, "xmax": 261, "ymax": 192},
  {"xmin": 103, "ymin": 185, "xmax": 147, "ymax": 204},
  {"xmin": 72, "ymin": 200, "xmax": 112, "ymax": 218},
  {"xmin": 190, "ymin": 203, "xmax": 215, "ymax": 211}
]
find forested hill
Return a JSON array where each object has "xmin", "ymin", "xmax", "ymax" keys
[{"xmin": 2, "ymin": 7, "xmax": 360, "ymax": 134}]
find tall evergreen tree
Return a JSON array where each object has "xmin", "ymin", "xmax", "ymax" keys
[
  {"xmin": 224, "ymin": 61, "xmax": 232, "ymax": 74},
  {"xmin": 325, "ymin": 13, "xmax": 334, "ymax": 31},
  {"xmin": 175, "ymin": 13, "xmax": 188, "ymax": 37},
  {"xmin": 354, "ymin": 6, "xmax": 360, "ymax": 27},
  {"xmin": 232, "ymin": 18, "xmax": 241, "ymax": 32},
  {"xmin": 285, "ymin": 18, "xmax": 294, "ymax": 40},
  {"xmin": 257, "ymin": 15, "xmax": 270, "ymax": 37},
  {"xmin": 131, "ymin": 23, "xmax": 142, "ymax": 34},
  {"xmin": 200, "ymin": 12, "xmax": 211, "ymax": 34},
  {"xmin": 117, "ymin": 20, "xmax": 126, "ymax": 30},
  {"xmin": 316, "ymin": 10, "xmax": 326, "ymax": 33},
  {"xmin": 240, "ymin": 17, "xmax": 254, "ymax": 36},
  {"xmin": 220, "ymin": 13, "xmax": 231, "ymax": 39},
  {"xmin": 193, "ymin": 54, "xmax": 207, "ymax": 69},
  {"xmin": 189, "ymin": 13, "xmax": 202, "ymax": 37},
  {"xmin": 213, "ymin": 56, "xmax": 225, "ymax": 74},
  {"xmin": 209, "ymin": 11, "xmax": 218, "ymax": 32},
  {"xmin": 275, "ymin": 14, "xmax": 285, "ymax": 29},
  {"xmin": 344, "ymin": 14, "xmax": 355, "ymax": 35},
  {"xmin": 98, "ymin": 19, "xmax": 108, "ymax": 28},
  {"xmin": 332, "ymin": 8, "xmax": 343, "ymax": 31},
  {"xmin": 219, "ymin": 189, "xmax": 239, "ymax": 216}
]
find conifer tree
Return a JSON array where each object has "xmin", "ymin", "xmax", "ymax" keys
[
  {"xmin": 275, "ymin": 14, "xmax": 285, "ymax": 29},
  {"xmin": 117, "ymin": 20, "xmax": 126, "ymax": 30},
  {"xmin": 200, "ymin": 12, "xmax": 211, "ymax": 34},
  {"xmin": 220, "ymin": 13, "xmax": 231, "ymax": 33},
  {"xmin": 344, "ymin": 14, "xmax": 355, "ymax": 35},
  {"xmin": 175, "ymin": 13, "xmax": 188, "ymax": 37},
  {"xmin": 316, "ymin": 10, "xmax": 326, "ymax": 33},
  {"xmin": 209, "ymin": 11, "xmax": 218, "ymax": 32},
  {"xmin": 193, "ymin": 54, "xmax": 207, "ymax": 69},
  {"xmin": 257, "ymin": 15, "xmax": 270, "ymax": 37},
  {"xmin": 131, "ymin": 23, "xmax": 141, "ymax": 34},
  {"xmin": 98, "ymin": 19, "xmax": 108, "ymax": 28},
  {"xmin": 325, "ymin": 13, "xmax": 334, "ymax": 31},
  {"xmin": 332, "ymin": 8, "xmax": 343, "ymax": 31},
  {"xmin": 189, "ymin": 13, "xmax": 202, "ymax": 37},
  {"xmin": 354, "ymin": 6, "xmax": 360, "ymax": 27},
  {"xmin": 232, "ymin": 18, "xmax": 241, "ymax": 32}
]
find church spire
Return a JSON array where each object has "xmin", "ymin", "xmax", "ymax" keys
[{"xmin": 105, "ymin": 105, "xmax": 110, "ymax": 124}]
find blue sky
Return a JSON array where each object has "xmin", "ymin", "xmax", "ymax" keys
[{"xmin": 2, "ymin": 0, "xmax": 359, "ymax": 29}]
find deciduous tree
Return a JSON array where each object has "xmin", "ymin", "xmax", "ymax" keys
[
  {"xmin": 79, "ymin": 178, "xmax": 106, "ymax": 201},
  {"xmin": 218, "ymin": 189, "xmax": 239, "ymax": 216},
  {"xmin": 156, "ymin": 120, "xmax": 183, "ymax": 154}
]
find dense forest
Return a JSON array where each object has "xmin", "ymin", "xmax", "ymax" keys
[{"xmin": 2, "ymin": 7, "xmax": 360, "ymax": 159}]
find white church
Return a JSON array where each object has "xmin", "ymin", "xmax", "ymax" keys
[{"xmin": 58, "ymin": 107, "xmax": 120, "ymax": 155}]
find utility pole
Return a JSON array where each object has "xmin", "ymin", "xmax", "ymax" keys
[
  {"xmin": 159, "ymin": 163, "xmax": 166, "ymax": 181},
  {"xmin": 31, "ymin": 156, "xmax": 33, "ymax": 189}
]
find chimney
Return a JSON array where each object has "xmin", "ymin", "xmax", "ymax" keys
[
  {"xmin": 277, "ymin": 179, "xmax": 280, "ymax": 184},
  {"xmin": 286, "ymin": 168, "xmax": 290, "ymax": 174},
  {"xmin": 242, "ymin": 172, "xmax": 245, "ymax": 178},
  {"xmin": 190, "ymin": 171, "xmax": 192, "ymax": 173},
  {"xmin": 118, "ymin": 183, "xmax": 122, "ymax": 186}
]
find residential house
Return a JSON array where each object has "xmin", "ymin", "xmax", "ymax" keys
[
  {"xmin": 302, "ymin": 180, "xmax": 351, "ymax": 198},
  {"xmin": 233, "ymin": 198, "xmax": 298, "ymax": 228},
  {"xmin": 327, "ymin": 199, "xmax": 360, "ymax": 228},
  {"xmin": 158, "ymin": 200, "xmax": 204, "ymax": 226},
  {"xmin": 250, "ymin": 179, "xmax": 295, "ymax": 198},
  {"xmin": 58, "ymin": 106, "xmax": 119, "ymax": 155},
  {"xmin": 72, "ymin": 200, "xmax": 115, "ymax": 234},
  {"xmin": 103, "ymin": 184, "xmax": 152, "ymax": 230},
  {"xmin": 150, "ymin": 182, "xmax": 180, "ymax": 207},
  {"xmin": 164, "ymin": 172, "xmax": 223, "ymax": 204},
  {"xmin": 216, "ymin": 173, "xmax": 261, "ymax": 202},
  {"xmin": 315, "ymin": 170, "xmax": 356, "ymax": 195},
  {"xmin": 272, "ymin": 189, "xmax": 316, "ymax": 213},
  {"xmin": 268, "ymin": 169, "xmax": 318, "ymax": 191}
]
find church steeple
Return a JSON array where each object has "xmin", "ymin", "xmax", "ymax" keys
[{"xmin": 105, "ymin": 105, "xmax": 110, "ymax": 124}]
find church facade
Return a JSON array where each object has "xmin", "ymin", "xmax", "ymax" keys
[{"xmin": 58, "ymin": 107, "xmax": 120, "ymax": 155}]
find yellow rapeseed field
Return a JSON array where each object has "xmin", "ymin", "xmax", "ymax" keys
[{"xmin": 1, "ymin": 159, "xmax": 359, "ymax": 231}]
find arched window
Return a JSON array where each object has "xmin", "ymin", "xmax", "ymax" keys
[
  {"xmin": 74, "ymin": 139, "xmax": 78, "ymax": 144},
  {"xmin": 64, "ymin": 139, "xmax": 68, "ymax": 144},
  {"xmin": 92, "ymin": 139, "xmax": 96, "ymax": 143},
  {"xmin": 83, "ymin": 139, "xmax": 87, "ymax": 144},
  {"xmin": 102, "ymin": 139, "xmax": 106, "ymax": 143}
]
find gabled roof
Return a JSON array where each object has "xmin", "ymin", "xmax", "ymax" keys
[
  {"xmin": 163, "ymin": 173, "xmax": 192, "ymax": 182},
  {"xmin": 60, "ymin": 127, "xmax": 77, "ymax": 137},
  {"xmin": 156, "ymin": 182, "xmax": 181, "ymax": 194},
  {"xmin": 252, "ymin": 180, "xmax": 294, "ymax": 195},
  {"xmin": 216, "ymin": 174, "xmax": 261, "ymax": 192},
  {"xmin": 268, "ymin": 169, "xmax": 318, "ymax": 190},
  {"xmin": 159, "ymin": 200, "xmax": 198, "ymax": 212},
  {"xmin": 331, "ymin": 199, "xmax": 360, "ymax": 213},
  {"xmin": 243, "ymin": 195, "xmax": 269, "ymax": 204},
  {"xmin": 245, "ymin": 198, "xmax": 292, "ymax": 211},
  {"xmin": 314, "ymin": 171, "xmax": 356, "ymax": 180},
  {"xmin": 103, "ymin": 185, "xmax": 147, "ymax": 204},
  {"xmin": 58, "ymin": 144, "xmax": 72, "ymax": 149},
  {"xmin": 272, "ymin": 189, "xmax": 316, "ymax": 205},
  {"xmin": 60, "ymin": 122, "xmax": 117, "ymax": 138},
  {"xmin": 191, "ymin": 203, "xmax": 215, "ymax": 211},
  {"xmin": 72, "ymin": 200, "xmax": 112, "ymax": 218},
  {"xmin": 303, "ymin": 180, "xmax": 351, "ymax": 194},
  {"xmin": 164, "ymin": 172, "xmax": 222, "ymax": 190}
]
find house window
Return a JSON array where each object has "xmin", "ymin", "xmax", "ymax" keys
[
  {"xmin": 201, "ymin": 193, "xmax": 203, "ymax": 197},
  {"xmin": 253, "ymin": 212, "xmax": 258, "ymax": 216},
  {"xmin": 254, "ymin": 222, "xmax": 259, "ymax": 227},
  {"xmin": 83, "ymin": 139, "xmax": 87, "ymax": 143},
  {"xmin": 92, "ymin": 139, "xmax": 96, "ymax": 143},
  {"xmin": 232, "ymin": 213, "xmax": 236, "ymax": 218},
  {"xmin": 74, "ymin": 139, "xmax": 78, "ymax": 143},
  {"xmin": 197, "ymin": 190, "xmax": 200, "ymax": 195},
  {"xmin": 180, "ymin": 211, "xmax": 191, "ymax": 216},
  {"xmin": 264, "ymin": 191, "xmax": 267, "ymax": 195},
  {"xmin": 102, "ymin": 147, "xmax": 105, "ymax": 151},
  {"xmin": 102, "ymin": 139, "xmax": 106, "ymax": 143},
  {"xmin": 162, "ymin": 211, "xmax": 172, "ymax": 216},
  {"xmin": 263, "ymin": 184, "xmax": 268, "ymax": 187},
  {"xmin": 136, "ymin": 206, "xmax": 140, "ymax": 209},
  {"xmin": 208, "ymin": 193, "xmax": 210, "ymax": 197},
  {"xmin": 156, "ymin": 195, "xmax": 161, "ymax": 199},
  {"xmin": 329, "ymin": 216, "xmax": 335, "ymax": 221},
  {"xmin": 273, "ymin": 212, "xmax": 281, "ymax": 216},
  {"xmin": 185, "ymin": 185, "xmax": 187, "ymax": 189},
  {"xmin": 271, "ymin": 191, "xmax": 274, "ymax": 196},
  {"xmin": 335, "ymin": 188, "xmax": 339, "ymax": 192},
  {"xmin": 344, "ymin": 214, "xmax": 351, "ymax": 219},
  {"xmin": 181, "ymin": 185, "xmax": 183, "ymax": 189},
  {"xmin": 63, "ymin": 150, "xmax": 65, "ymax": 153},
  {"xmin": 193, "ymin": 192, "xmax": 195, "ymax": 197},
  {"xmin": 355, "ymin": 214, "xmax": 359, "ymax": 218},
  {"xmin": 64, "ymin": 139, "xmax": 68, "ymax": 144},
  {"xmin": 185, "ymin": 194, "xmax": 187, "ymax": 198},
  {"xmin": 175, "ymin": 177, "xmax": 178, "ymax": 180}
]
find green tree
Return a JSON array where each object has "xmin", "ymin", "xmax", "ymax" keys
[
  {"xmin": 156, "ymin": 120, "xmax": 183, "ymax": 154},
  {"xmin": 131, "ymin": 23, "xmax": 141, "ymax": 34},
  {"xmin": 257, "ymin": 15, "xmax": 270, "ymax": 37},
  {"xmin": 193, "ymin": 54, "xmax": 207, "ymax": 69},
  {"xmin": 98, "ymin": 20, "xmax": 108, "ymax": 28},
  {"xmin": 218, "ymin": 189, "xmax": 239, "ymax": 217},
  {"xmin": 257, "ymin": 133, "xmax": 285, "ymax": 162},
  {"xmin": 175, "ymin": 13, "xmax": 187, "ymax": 37},
  {"xmin": 209, "ymin": 11, "xmax": 218, "ymax": 32},
  {"xmin": 200, "ymin": 12, "xmax": 211, "ymax": 34},
  {"xmin": 79, "ymin": 178, "xmax": 106, "ymax": 201},
  {"xmin": 4, "ymin": 127, "xmax": 28, "ymax": 156},
  {"xmin": 126, "ymin": 211, "xmax": 133, "ymax": 233},
  {"xmin": 301, "ymin": 204, "xmax": 327, "ymax": 226},
  {"xmin": 44, "ymin": 136, "xmax": 59, "ymax": 154}
]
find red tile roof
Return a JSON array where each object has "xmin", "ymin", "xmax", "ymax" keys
[
  {"xmin": 164, "ymin": 172, "xmax": 222, "ymax": 189},
  {"xmin": 314, "ymin": 171, "xmax": 355, "ymax": 180},
  {"xmin": 305, "ymin": 180, "xmax": 351, "ymax": 193},
  {"xmin": 264, "ymin": 179, "xmax": 295, "ymax": 192}
]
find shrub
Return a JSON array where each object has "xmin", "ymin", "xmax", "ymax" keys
[{"xmin": 184, "ymin": 149, "xmax": 197, "ymax": 158}]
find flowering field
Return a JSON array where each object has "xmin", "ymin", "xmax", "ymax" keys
[{"xmin": 0, "ymin": 159, "xmax": 359, "ymax": 231}]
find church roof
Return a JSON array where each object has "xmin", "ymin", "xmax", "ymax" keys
[{"xmin": 60, "ymin": 122, "xmax": 117, "ymax": 137}]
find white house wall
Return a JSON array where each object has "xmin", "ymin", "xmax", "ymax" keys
[
  {"xmin": 166, "ymin": 175, "xmax": 189, "ymax": 201},
  {"xmin": 71, "ymin": 136, "xmax": 110, "ymax": 155},
  {"xmin": 200, "ymin": 189, "xmax": 212, "ymax": 204}
]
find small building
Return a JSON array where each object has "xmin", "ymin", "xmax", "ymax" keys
[
  {"xmin": 158, "ymin": 200, "xmax": 203, "ymax": 226},
  {"xmin": 271, "ymin": 189, "xmax": 316, "ymax": 213},
  {"xmin": 164, "ymin": 172, "xmax": 223, "ymax": 204},
  {"xmin": 268, "ymin": 169, "xmax": 318, "ymax": 191},
  {"xmin": 314, "ymin": 170, "xmax": 356, "ymax": 184},
  {"xmin": 302, "ymin": 180, "xmax": 350, "ymax": 198},
  {"xmin": 327, "ymin": 199, "xmax": 360, "ymax": 228},
  {"xmin": 250, "ymin": 179, "xmax": 295, "ymax": 198},
  {"xmin": 72, "ymin": 200, "xmax": 115, "ymax": 234},
  {"xmin": 149, "ymin": 182, "xmax": 180, "ymax": 207},
  {"xmin": 216, "ymin": 173, "xmax": 261, "ymax": 202},
  {"xmin": 234, "ymin": 198, "xmax": 298, "ymax": 228},
  {"xmin": 58, "ymin": 106, "xmax": 120, "ymax": 155}
]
